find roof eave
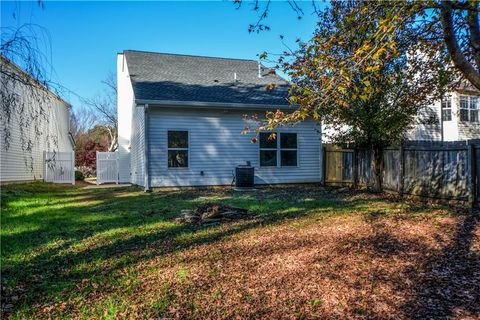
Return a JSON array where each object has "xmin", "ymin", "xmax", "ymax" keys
[
  {"xmin": 0, "ymin": 55, "xmax": 72, "ymax": 108},
  {"xmin": 135, "ymin": 99, "xmax": 296, "ymax": 110},
  {"xmin": 68, "ymin": 132, "xmax": 76, "ymax": 148}
]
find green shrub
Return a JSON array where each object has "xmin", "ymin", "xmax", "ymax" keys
[{"xmin": 75, "ymin": 170, "xmax": 85, "ymax": 181}]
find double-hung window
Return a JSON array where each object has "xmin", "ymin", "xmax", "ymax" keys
[
  {"xmin": 441, "ymin": 95, "xmax": 452, "ymax": 121},
  {"xmin": 167, "ymin": 130, "xmax": 189, "ymax": 168},
  {"xmin": 259, "ymin": 132, "xmax": 297, "ymax": 167},
  {"xmin": 280, "ymin": 133, "xmax": 297, "ymax": 166},
  {"xmin": 460, "ymin": 95, "xmax": 479, "ymax": 122},
  {"xmin": 259, "ymin": 132, "xmax": 277, "ymax": 167}
]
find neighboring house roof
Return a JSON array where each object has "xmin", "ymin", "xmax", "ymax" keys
[
  {"xmin": 456, "ymin": 80, "xmax": 480, "ymax": 95},
  {"xmin": 123, "ymin": 50, "xmax": 291, "ymax": 107}
]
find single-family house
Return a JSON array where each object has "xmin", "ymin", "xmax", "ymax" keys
[
  {"xmin": 0, "ymin": 55, "xmax": 75, "ymax": 183},
  {"xmin": 406, "ymin": 83, "xmax": 480, "ymax": 141},
  {"xmin": 117, "ymin": 50, "xmax": 322, "ymax": 190}
]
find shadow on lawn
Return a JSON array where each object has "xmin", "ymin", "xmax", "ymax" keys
[
  {"xmin": 325, "ymin": 210, "xmax": 480, "ymax": 319},
  {"xmin": 400, "ymin": 211, "xmax": 480, "ymax": 319},
  {"xmin": 2, "ymin": 184, "xmax": 478, "ymax": 319},
  {"xmin": 1, "ymin": 185, "xmax": 359, "ymax": 316}
]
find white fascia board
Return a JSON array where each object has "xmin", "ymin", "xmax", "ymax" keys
[{"xmin": 134, "ymin": 99, "xmax": 297, "ymax": 111}]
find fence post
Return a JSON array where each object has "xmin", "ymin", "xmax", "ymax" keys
[
  {"xmin": 96, "ymin": 151, "xmax": 99, "ymax": 185},
  {"xmin": 71, "ymin": 151, "xmax": 75, "ymax": 185},
  {"xmin": 399, "ymin": 142, "xmax": 405, "ymax": 196},
  {"xmin": 353, "ymin": 148, "xmax": 358, "ymax": 189},
  {"xmin": 322, "ymin": 146, "xmax": 327, "ymax": 185},
  {"xmin": 468, "ymin": 141, "xmax": 476, "ymax": 208},
  {"xmin": 116, "ymin": 151, "xmax": 119, "ymax": 184}
]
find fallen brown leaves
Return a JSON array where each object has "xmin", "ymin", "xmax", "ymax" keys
[
  {"xmin": 8, "ymin": 187, "xmax": 480, "ymax": 319},
  {"xmin": 127, "ymin": 208, "xmax": 479, "ymax": 319}
]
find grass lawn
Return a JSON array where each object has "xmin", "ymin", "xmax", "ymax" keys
[{"xmin": 1, "ymin": 182, "xmax": 479, "ymax": 319}]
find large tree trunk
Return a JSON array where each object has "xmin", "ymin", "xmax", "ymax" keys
[
  {"xmin": 440, "ymin": 1, "xmax": 480, "ymax": 90},
  {"xmin": 372, "ymin": 146, "xmax": 384, "ymax": 193}
]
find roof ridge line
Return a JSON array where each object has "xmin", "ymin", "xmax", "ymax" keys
[{"xmin": 124, "ymin": 49, "xmax": 259, "ymax": 62}]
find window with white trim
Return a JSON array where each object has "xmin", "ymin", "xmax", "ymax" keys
[
  {"xmin": 167, "ymin": 131, "xmax": 188, "ymax": 168},
  {"xmin": 259, "ymin": 132, "xmax": 297, "ymax": 167},
  {"xmin": 259, "ymin": 132, "xmax": 277, "ymax": 167},
  {"xmin": 460, "ymin": 95, "xmax": 479, "ymax": 122},
  {"xmin": 441, "ymin": 95, "xmax": 452, "ymax": 121},
  {"xmin": 280, "ymin": 133, "xmax": 297, "ymax": 166}
]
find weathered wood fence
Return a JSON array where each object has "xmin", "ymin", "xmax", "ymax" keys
[{"xmin": 323, "ymin": 140, "xmax": 480, "ymax": 206}]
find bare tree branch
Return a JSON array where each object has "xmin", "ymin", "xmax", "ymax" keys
[
  {"xmin": 441, "ymin": 1, "xmax": 480, "ymax": 89},
  {"xmin": 79, "ymin": 73, "xmax": 118, "ymax": 152}
]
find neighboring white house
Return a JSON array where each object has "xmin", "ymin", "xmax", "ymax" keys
[
  {"xmin": 406, "ymin": 85, "xmax": 480, "ymax": 141},
  {"xmin": 0, "ymin": 55, "xmax": 75, "ymax": 183},
  {"xmin": 322, "ymin": 88, "xmax": 480, "ymax": 143},
  {"xmin": 117, "ymin": 50, "xmax": 322, "ymax": 189}
]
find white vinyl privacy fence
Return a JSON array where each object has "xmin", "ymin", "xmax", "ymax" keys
[
  {"xmin": 44, "ymin": 151, "xmax": 75, "ymax": 184},
  {"xmin": 96, "ymin": 151, "xmax": 118, "ymax": 184}
]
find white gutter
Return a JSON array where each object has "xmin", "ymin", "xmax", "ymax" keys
[{"xmin": 135, "ymin": 99, "xmax": 296, "ymax": 111}]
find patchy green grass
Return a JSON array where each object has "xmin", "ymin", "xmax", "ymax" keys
[{"xmin": 1, "ymin": 182, "xmax": 479, "ymax": 319}]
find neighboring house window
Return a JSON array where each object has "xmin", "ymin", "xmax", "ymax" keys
[
  {"xmin": 460, "ymin": 95, "xmax": 479, "ymax": 122},
  {"xmin": 168, "ymin": 131, "xmax": 188, "ymax": 168},
  {"xmin": 441, "ymin": 96, "xmax": 452, "ymax": 121},
  {"xmin": 259, "ymin": 132, "xmax": 298, "ymax": 167}
]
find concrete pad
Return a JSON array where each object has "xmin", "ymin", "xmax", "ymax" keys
[{"xmin": 83, "ymin": 184, "xmax": 132, "ymax": 190}]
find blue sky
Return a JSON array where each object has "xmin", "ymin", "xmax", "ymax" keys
[{"xmin": 1, "ymin": 1, "xmax": 319, "ymax": 110}]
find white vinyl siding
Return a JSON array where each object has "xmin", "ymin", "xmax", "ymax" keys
[
  {"xmin": 117, "ymin": 53, "xmax": 135, "ymax": 183},
  {"xmin": 130, "ymin": 105, "xmax": 145, "ymax": 186},
  {"xmin": 0, "ymin": 60, "xmax": 73, "ymax": 182},
  {"xmin": 147, "ymin": 107, "xmax": 322, "ymax": 187}
]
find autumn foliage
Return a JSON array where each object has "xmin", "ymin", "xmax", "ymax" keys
[
  {"xmin": 76, "ymin": 140, "xmax": 106, "ymax": 171},
  {"xmin": 74, "ymin": 126, "xmax": 110, "ymax": 174},
  {"xmin": 261, "ymin": 1, "xmax": 459, "ymax": 191}
]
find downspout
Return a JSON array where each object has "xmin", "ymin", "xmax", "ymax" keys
[{"xmin": 144, "ymin": 104, "xmax": 150, "ymax": 191}]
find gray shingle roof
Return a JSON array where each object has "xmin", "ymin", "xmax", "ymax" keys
[{"xmin": 124, "ymin": 50, "xmax": 290, "ymax": 106}]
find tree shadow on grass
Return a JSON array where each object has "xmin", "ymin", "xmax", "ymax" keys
[
  {"xmin": 400, "ymin": 211, "xmax": 480, "ymax": 319},
  {"xmin": 4, "ymin": 184, "xmax": 472, "ymax": 318},
  {"xmin": 1, "ymin": 185, "xmax": 367, "ymax": 317},
  {"xmin": 312, "ymin": 208, "xmax": 479, "ymax": 319}
]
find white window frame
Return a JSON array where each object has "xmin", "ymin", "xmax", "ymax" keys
[
  {"xmin": 279, "ymin": 132, "xmax": 298, "ymax": 167},
  {"xmin": 460, "ymin": 95, "xmax": 479, "ymax": 123},
  {"xmin": 441, "ymin": 95, "xmax": 452, "ymax": 122},
  {"xmin": 259, "ymin": 132, "xmax": 278, "ymax": 167},
  {"xmin": 259, "ymin": 132, "xmax": 299, "ymax": 168},
  {"xmin": 167, "ymin": 129, "xmax": 190, "ymax": 169}
]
